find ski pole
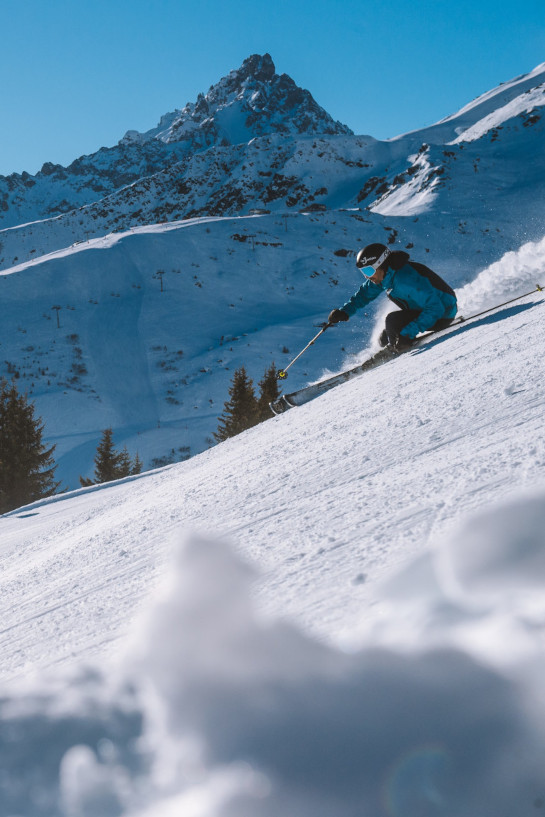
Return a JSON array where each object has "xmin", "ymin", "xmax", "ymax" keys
[{"xmin": 277, "ymin": 324, "xmax": 331, "ymax": 379}]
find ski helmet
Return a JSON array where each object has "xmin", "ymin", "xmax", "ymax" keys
[{"xmin": 356, "ymin": 243, "xmax": 392, "ymax": 276}]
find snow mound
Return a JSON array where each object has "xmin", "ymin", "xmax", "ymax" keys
[
  {"xmin": 440, "ymin": 493, "xmax": 545, "ymax": 606},
  {"xmin": 3, "ymin": 495, "xmax": 545, "ymax": 816}
]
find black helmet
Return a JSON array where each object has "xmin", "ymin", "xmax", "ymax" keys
[{"xmin": 356, "ymin": 243, "xmax": 392, "ymax": 276}]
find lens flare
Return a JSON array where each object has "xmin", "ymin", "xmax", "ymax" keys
[{"xmin": 383, "ymin": 744, "xmax": 452, "ymax": 817}]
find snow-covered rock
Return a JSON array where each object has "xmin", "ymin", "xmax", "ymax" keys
[{"xmin": 121, "ymin": 53, "xmax": 352, "ymax": 147}]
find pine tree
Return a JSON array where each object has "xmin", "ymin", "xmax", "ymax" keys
[
  {"xmin": 117, "ymin": 446, "xmax": 132, "ymax": 478},
  {"xmin": 94, "ymin": 428, "xmax": 124, "ymax": 484},
  {"xmin": 214, "ymin": 366, "xmax": 259, "ymax": 442},
  {"xmin": 131, "ymin": 452, "xmax": 143, "ymax": 475},
  {"xmin": 0, "ymin": 379, "xmax": 60, "ymax": 513},
  {"xmin": 257, "ymin": 363, "xmax": 281, "ymax": 421},
  {"xmin": 85, "ymin": 439, "xmax": 143, "ymax": 486}
]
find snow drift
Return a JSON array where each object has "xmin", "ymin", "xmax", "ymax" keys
[{"xmin": 3, "ymin": 492, "xmax": 545, "ymax": 817}]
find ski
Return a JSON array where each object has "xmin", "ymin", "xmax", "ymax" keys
[
  {"xmin": 270, "ymin": 345, "xmax": 412, "ymax": 414},
  {"xmin": 270, "ymin": 284, "xmax": 543, "ymax": 415}
]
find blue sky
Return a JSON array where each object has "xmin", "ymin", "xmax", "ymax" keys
[{"xmin": 1, "ymin": 0, "xmax": 544, "ymax": 176}]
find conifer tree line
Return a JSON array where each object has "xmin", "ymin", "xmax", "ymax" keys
[
  {"xmin": 0, "ymin": 378, "xmax": 60, "ymax": 514},
  {"xmin": 214, "ymin": 363, "xmax": 280, "ymax": 442},
  {"xmin": 80, "ymin": 428, "xmax": 142, "ymax": 487},
  {"xmin": 1, "ymin": 361, "xmax": 279, "ymax": 512},
  {"xmin": 0, "ymin": 378, "xmax": 144, "ymax": 512}
]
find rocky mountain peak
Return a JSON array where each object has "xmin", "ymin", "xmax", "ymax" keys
[
  {"xmin": 120, "ymin": 53, "xmax": 352, "ymax": 149},
  {"xmin": 230, "ymin": 52, "xmax": 276, "ymax": 84}
]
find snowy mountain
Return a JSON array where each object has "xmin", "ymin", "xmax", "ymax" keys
[
  {"xmin": 2, "ymin": 59, "xmax": 544, "ymax": 273},
  {"xmin": 1, "ymin": 56, "xmax": 545, "ymax": 491},
  {"xmin": 1, "ymin": 236, "xmax": 545, "ymax": 816},
  {"xmin": 0, "ymin": 54, "xmax": 350, "ymax": 234},
  {"xmin": 120, "ymin": 52, "xmax": 352, "ymax": 147}
]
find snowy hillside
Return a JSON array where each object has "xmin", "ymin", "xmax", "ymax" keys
[
  {"xmin": 400, "ymin": 60, "xmax": 545, "ymax": 144},
  {"xmin": 2, "ymin": 205, "xmax": 545, "ymax": 490},
  {"xmin": 1, "ymin": 235, "xmax": 545, "ymax": 816},
  {"xmin": 1, "ymin": 209, "xmax": 416, "ymax": 488},
  {"xmin": 1, "ymin": 55, "xmax": 545, "ymax": 487}
]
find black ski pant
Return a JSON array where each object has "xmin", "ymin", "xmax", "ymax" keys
[{"xmin": 381, "ymin": 308, "xmax": 454, "ymax": 345}]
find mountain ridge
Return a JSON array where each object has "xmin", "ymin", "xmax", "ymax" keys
[
  {"xmin": 0, "ymin": 54, "xmax": 351, "ymax": 233},
  {"xmin": 1, "ymin": 58, "xmax": 543, "ymax": 273}
]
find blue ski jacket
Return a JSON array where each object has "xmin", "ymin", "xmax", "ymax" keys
[{"xmin": 341, "ymin": 254, "xmax": 457, "ymax": 339}]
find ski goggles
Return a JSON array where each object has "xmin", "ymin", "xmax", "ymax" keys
[{"xmin": 356, "ymin": 248, "xmax": 392, "ymax": 276}]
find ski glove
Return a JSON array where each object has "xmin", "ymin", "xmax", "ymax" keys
[{"xmin": 328, "ymin": 309, "xmax": 349, "ymax": 324}]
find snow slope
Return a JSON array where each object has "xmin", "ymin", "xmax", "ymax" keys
[
  {"xmin": 2, "ymin": 206, "xmax": 544, "ymax": 490},
  {"xmin": 395, "ymin": 60, "xmax": 545, "ymax": 144},
  {"xmin": 1, "ymin": 239, "xmax": 545, "ymax": 816},
  {"xmin": 2, "ymin": 210, "xmax": 399, "ymax": 488}
]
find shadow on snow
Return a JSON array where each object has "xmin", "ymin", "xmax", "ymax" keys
[{"xmin": 416, "ymin": 300, "xmax": 543, "ymax": 353}]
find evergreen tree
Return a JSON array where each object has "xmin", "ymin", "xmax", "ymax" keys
[
  {"xmin": 0, "ymin": 379, "xmax": 60, "ymax": 513},
  {"xmin": 83, "ymin": 443, "xmax": 143, "ymax": 486},
  {"xmin": 131, "ymin": 452, "xmax": 143, "ymax": 475},
  {"xmin": 94, "ymin": 428, "xmax": 124, "ymax": 483},
  {"xmin": 214, "ymin": 366, "xmax": 259, "ymax": 442},
  {"xmin": 257, "ymin": 362, "xmax": 281, "ymax": 421},
  {"xmin": 117, "ymin": 446, "xmax": 132, "ymax": 478}
]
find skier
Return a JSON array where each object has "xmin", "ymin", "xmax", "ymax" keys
[{"xmin": 327, "ymin": 243, "xmax": 457, "ymax": 350}]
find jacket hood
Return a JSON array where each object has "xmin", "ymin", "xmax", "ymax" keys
[{"xmin": 386, "ymin": 250, "xmax": 410, "ymax": 271}]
